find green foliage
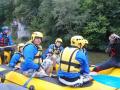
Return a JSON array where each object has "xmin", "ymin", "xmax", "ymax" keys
[
  {"xmin": 0, "ymin": 0, "xmax": 14, "ymax": 24},
  {"xmin": 1, "ymin": 0, "xmax": 120, "ymax": 50}
]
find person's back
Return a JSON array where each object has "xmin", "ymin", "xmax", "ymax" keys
[{"xmin": 58, "ymin": 47, "xmax": 89, "ymax": 76}]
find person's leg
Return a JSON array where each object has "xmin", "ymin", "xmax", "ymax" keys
[
  {"xmin": 113, "ymin": 57, "xmax": 120, "ymax": 68},
  {"xmin": 56, "ymin": 55, "xmax": 60, "ymax": 64},
  {"xmin": 41, "ymin": 58, "xmax": 52, "ymax": 75},
  {"xmin": 22, "ymin": 69, "xmax": 35, "ymax": 77},
  {"xmin": 51, "ymin": 54, "xmax": 57, "ymax": 75},
  {"xmin": 36, "ymin": 67, "xmax": 48, "ymax": 77},
  {"xmin": 45, "ymin": 67, "xmax": 51, "ymax": 75}
]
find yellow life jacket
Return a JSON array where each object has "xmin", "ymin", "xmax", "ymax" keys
[
  {"xmin": 51, "ymin": 44, "xmax": 61, "ymax": 55},
  {"xmin": 0, "ymin": 51, "xmax": 11, "ymax": 64},
  {"xmin": 60, "ymin": 47, "xmax": 80, "ymax": 73},
  {"xmin": 34, "ymin": 45, "xmax": 42, "ymax": 64}
]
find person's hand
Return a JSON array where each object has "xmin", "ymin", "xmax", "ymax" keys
[
  {"xmin": 105, "ymin": 47, "xmax": 111, "ymax": 53},
  {"xmin": 39, "ymin": 58, "xmax": 43, "ymax": 63},
  {"xmin": 89, "ymin": 72, "xmax": 98, "ymax": 76}
]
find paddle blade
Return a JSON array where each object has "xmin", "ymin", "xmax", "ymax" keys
[{"xmin": 92, "ymin": 75, "xmax": 120, "ymax": 88}]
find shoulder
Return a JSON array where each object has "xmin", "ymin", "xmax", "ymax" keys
[
  {"xmin": 76, "ymin": 49, "xmax": 85, "ymax": 56},
  {"xmin": 49, "ymin": 44, "xmax": 55, "ymax": 48},
  {"xmin": 60, "ymin": 46, "xmax": 64, "ymax": 49},
  {"xmin": 24, "ymin": 43, "xmax": 37, "ymax": 50},
  {"xmin": 12, "ymin": 53, "xmax": 21, "ymax": 57},
  {"xmin": 49, "ymin": 44, "xmax": 55, "ymax": 47}
]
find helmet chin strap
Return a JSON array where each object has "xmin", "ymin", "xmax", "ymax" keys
[{"xmin": 78, "ymin": 43, "xmax": 82, "ymax": 49}]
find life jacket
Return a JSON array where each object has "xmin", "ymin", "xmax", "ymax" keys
[
  {"xmin": 51, "ymin": 44, "xmax": 62, "ymax": 55},
  {"xmin": 60, "ymin": 47, "xmax": 80, "ymax": 73},
  {"xmin": 23, "ymin": 42, "xmax": 43, "ymax": 64},
  {"xmin": 0, "ymin": 34, "xmax": 9, "ymax": 46},
  {"xmin": 35, "ymin": 45, "xmax": 43, "ymax": 58}
]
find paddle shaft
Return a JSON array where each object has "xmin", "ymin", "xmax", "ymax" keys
[
  {"xmin": 23, "ymin": 64, "xmax": 45, "ymax": 88},
  {"xmin": 0, "ymin": 45, "xmax": 16, "ymax": 49},
  {"xmin": 23, "ymin": 71, "xmax": 36, "ymax": 88}
]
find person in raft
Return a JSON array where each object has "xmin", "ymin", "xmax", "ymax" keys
[
  {"xmin": 57, "ymin": 35, "xmax": 92, "ymax": 87},
  {"xmin": 92, "ymin": 33, "xmax": 120, "ymax": 72},
  {"xmin": 0, "ymin": 26, "xmax": 15, "ymax": 64},
  {"xmin": 21, "ymin": 32, "xmax": 52, "ymax": 77},
  {"xmin": 42, "ymin": 38, "xmax": 64, "ymax": 76}
]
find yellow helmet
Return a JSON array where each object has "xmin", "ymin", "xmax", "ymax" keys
[
  {"xmin": 31, "ymin": 32, "xmax": 43, "ymax": 41},
  {"xmin": 71, "ymin": 35, "xmax": 86, "ymax": 48},
  {"xmin": 55, "ymin": 38, "xmax": 63, "ymax": 43},
  {"xmin": 84, "ymin": 39, "xmax": 88, "ymax": 44},
  {"xmin": 17, "ymin": 43, "xmax": 24, "ymax": 52}
]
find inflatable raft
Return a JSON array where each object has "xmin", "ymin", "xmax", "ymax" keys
[
  {"xmin": 0, "ymin": 65, "xmax": 120, "ymax": 90},
  {"xmin": 0, "ymin": 83, "xmax": 28, "ymax": 90}
]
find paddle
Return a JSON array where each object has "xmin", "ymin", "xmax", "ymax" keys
[
  {"xmin": 23, "ymin": 71, "xmax": 36, "ymax": 88},
  {"xmin": 91, "ymin": 74, "xmax": 120, "ymax": 88},
  {"xmin": 0, "ymin": 44, "xmax": 16, "ymax": 49},
  {"xmin": 23, "ymin": 66, "xmax": 49, "ymax": 88}
]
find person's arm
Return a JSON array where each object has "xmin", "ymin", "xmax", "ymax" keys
[
  {"xmin": 76, "ymin": 50, "xmax": 90, "ymax": 74},
  {"xmin": 41, "ymin": 49, "xmax": 49, "ymax": 60},
  {"xmin": 48, "ymin": 44, "xmax": 54, "ymax": 50},
  {"xmin": 60, "ymin": 46, "xmax": 64, "ymax": 52},
  {"xmin": 23, "ymin": 45, "xmax": 39, "ymax": 70},
  {"xmin": 42, "ymin": 44, "xmax": 54, "ymax": 59},
  {"xmin": 105, "ymin": 43, "xmax": 111, "ymax": 53},
  {"xmin": 9, "ymin": 53, "xmax": 21, "ymax": 67}
]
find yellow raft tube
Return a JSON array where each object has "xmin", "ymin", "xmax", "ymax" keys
[{"xmin": 0, "ymin": 65, "xmax": 120, "ymax": 90}]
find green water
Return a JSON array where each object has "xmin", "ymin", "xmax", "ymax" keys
[{"xmin": 88, "ymin": 51, "xmax": 109, "ymax": 65}]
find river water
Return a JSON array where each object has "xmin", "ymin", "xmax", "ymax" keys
[{"xmin": 88, "ymin": 51, "xmax": 109, "ymax": 65}]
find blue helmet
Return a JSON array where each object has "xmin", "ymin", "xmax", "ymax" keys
[{"xmin": 2, "ymin": 26, "xmax": 10, "ymax": 34}]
